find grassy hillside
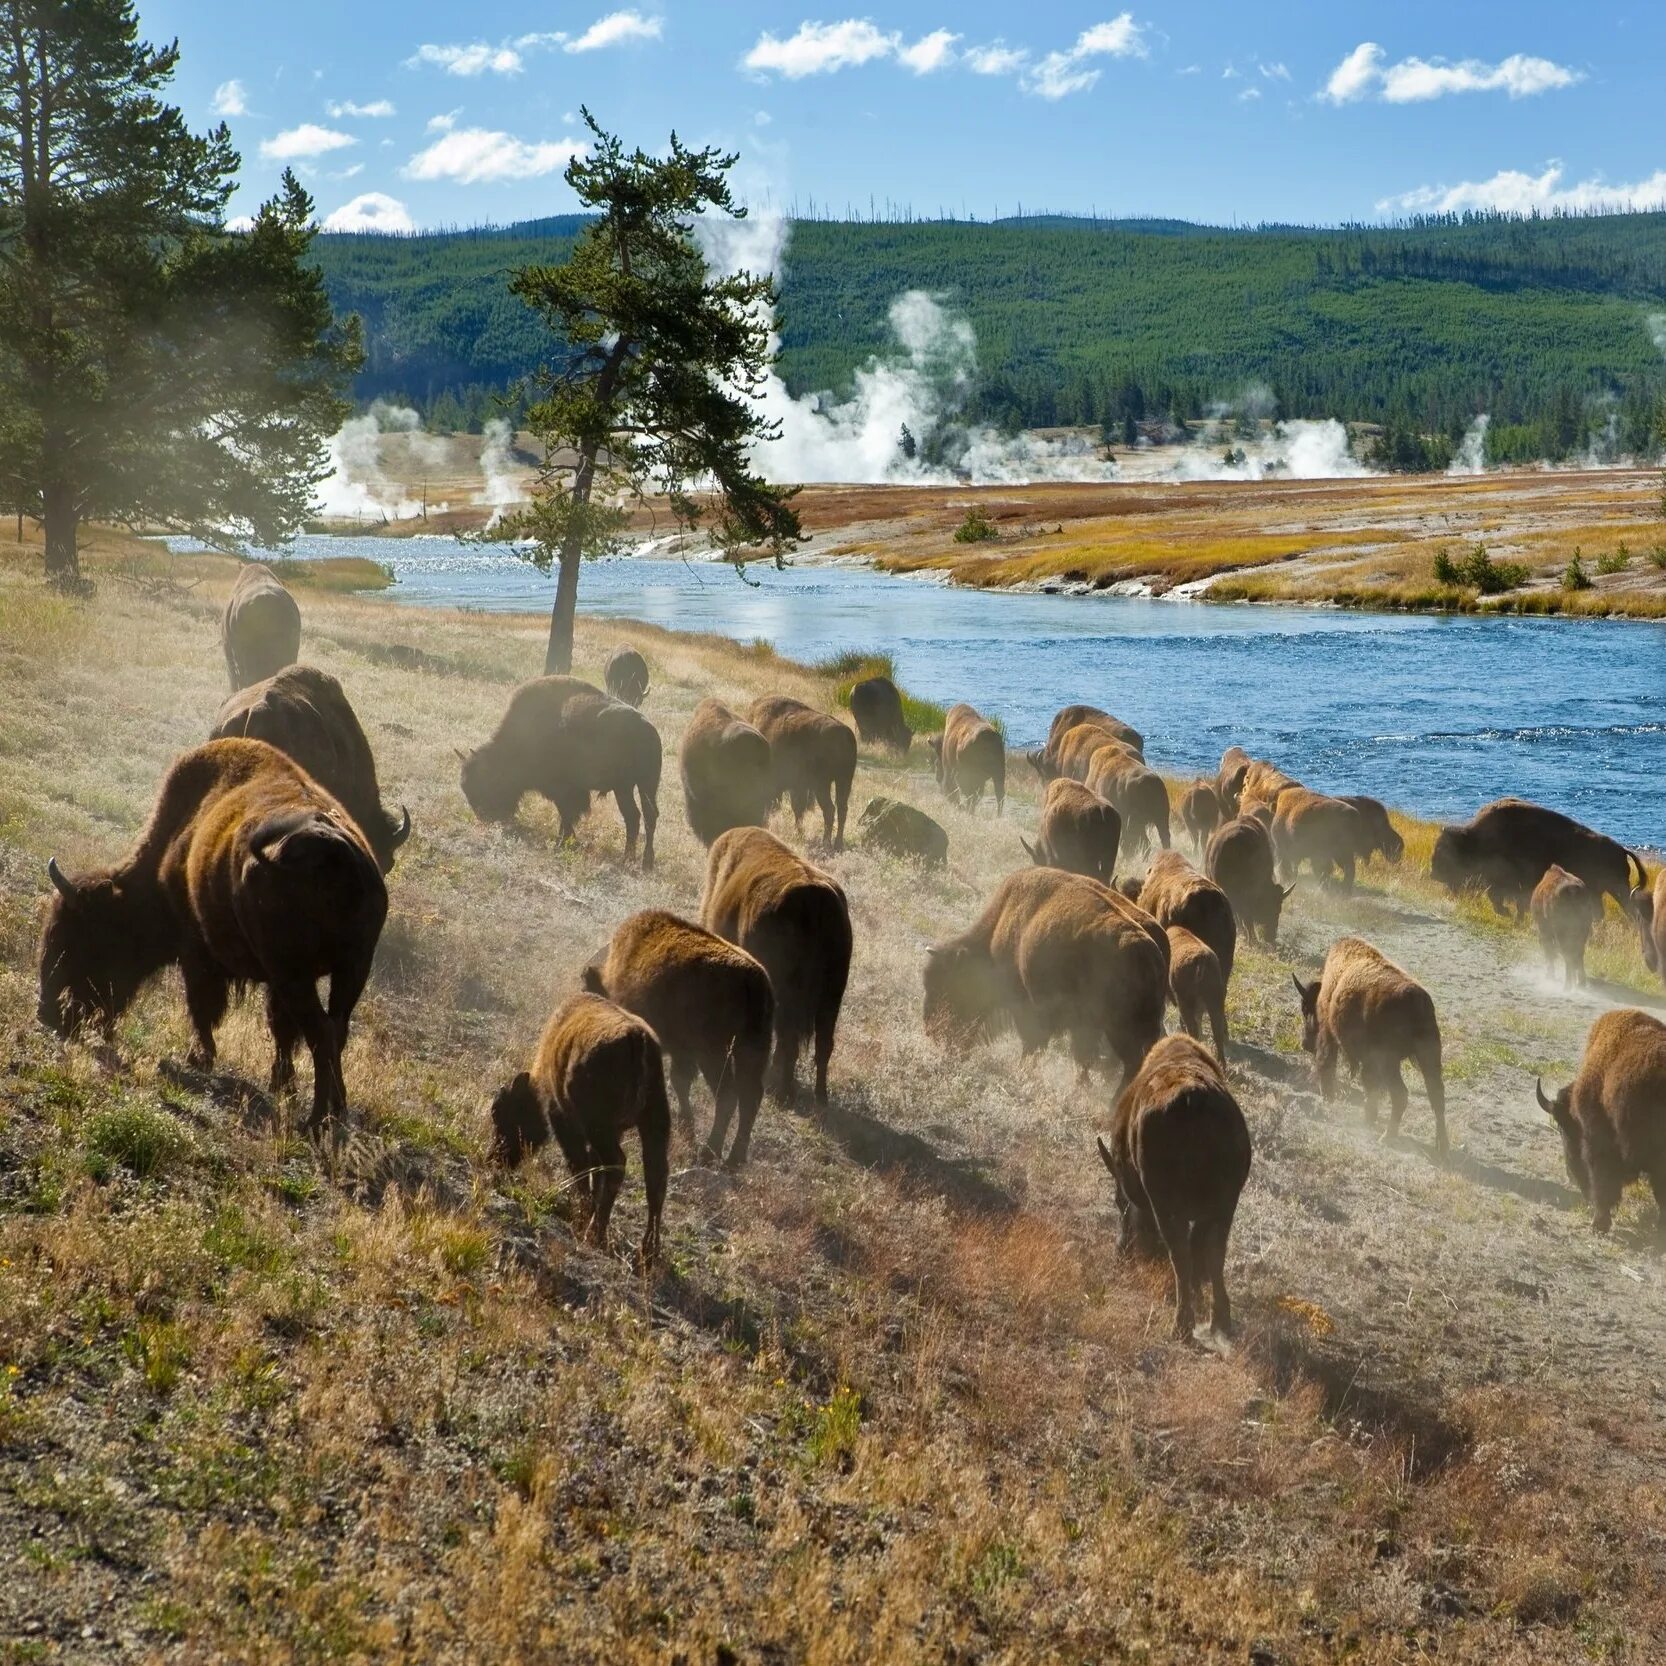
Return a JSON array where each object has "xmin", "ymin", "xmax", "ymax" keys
[{"xmin": 313, "ymin": 210, "xmax": 1666, "ymax": 459}]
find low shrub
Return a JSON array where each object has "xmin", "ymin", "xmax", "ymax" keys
[
  {"xmin": 1562, "ymin": 551, "xmax": 1593, "ymax": 592},
  {"xmin": 1431, "ymin": 544, "xmax": 1528, "ymax": 594},
  {"xmin": 953, "ymin": 507, "xmax": 1000, "ymax": 545}
]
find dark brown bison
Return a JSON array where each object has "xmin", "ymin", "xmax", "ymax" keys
[
  {"xmin": 923, "ymin": 867, "xmax": 1167, "ymax": 1082},
  {"xmin": 582, "ymin": 910, "xmax": 774, "ymax": 1169},
  {"xmin": 1272, "ymin": 788, "xmax": 1367, "ymax": 891},
  {"xmin": 603, "ymin": 645, "xmax": 649, "ymax": 707},
  {"xmin": 1205, "ymin": 815, "xmax": 1292, "ymax": 945},
  {"xmin": 489, "ymin": 992, "xmax": 669, "ymax": 1266},
  {"xmin": 1295, "ymin": 936, "xmax": 1448, "ymax": 1158},
  {"xmin": 1044, "ymin": 705, "xmax": 1144, "ymax": 760},
  {"xmin": 747, "ymin": 695, "xmax": 858, "ymax": 851},
  {"xmin": 858, "ymin": 796, "xmax": 949, "ymax": 866},
  {"xmin": 1216, "ymin": 746, "xmax": 1252, "ymax": 814},
  {"xmin": 1085, "ymin": 745, "xmax": 1169, "ymax": 855},
  {"xmin": 222, "ymin": 563, "xmax": 301, "ymax": 691},
  {"xmin": 1020, "ymin": 777, "xmax": 1120, "ymax": 883},
  {"xmin": 1339, "ymin": 795, "xmax": 1404, "ymax": 865},
  {"xmin": 37, "ymin": 739, "xmax": 386, "ymax": 1130},
  {"xmin": 1165, "ymin": 926, "xmax": 1228, "ymax": 1063},
  {"xmin": 1629, "ymin": 868, "xmax": 1666, "ymax": 988},
  {"xmin": 1537, "ymin": 1008, "xmax": 1666, "ymax": 1236},
  {"xmin": 1178, "ymin": 781, "xmax": 1222, "ymax": 851},
  {"xmin": 1531, "ymin": 865, "xmax": 1597, "ymax": 988},
  {"xmin": 701, "ymin": 827, "xmax": 851, "ymax": 1104},
  {"xmin": 1431, "ymin": 797, "xmax": 1642, "ymax": 917},
  {"xmin": 210, "ymin": 665, "xmax": 410, "ymax": 874},
  {"xmin": 929, "ymin": 702, "xmax": 1005, "ymax": 815},
  {"xmin": 1032, "ymin": 720, "xmax": 1138, "ymax": 785},
  {"xmin": 849, "ymin": 676, "xmax": 911, "ymax": 752},
  {"xmin": 460, "ymin": 676, "xmax": 661, "ymax": 868},
  {"xmin": 679, "ymin": 698, "xmax": 774, "ymax": 847},
  {"xmin": 1131, "ymin": 850, "xmax": 1236, "ymax": 985},
  {"xmin": 1096, "ymin": 1034, "xmax": 1251, "ymax": 1340},
  {"xmin": 1239, "ymin": 759, "xmax": 1301, "ymax": 814}
]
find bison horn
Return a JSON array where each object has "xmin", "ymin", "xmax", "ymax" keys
[
  {"xmin": 1095, "ymin": 1135, "xmax": 1116, "ymax": 1175},
  {"xmin": 1019, "ymin": 835, "xmax": 1039, "ymax": 864},
  {"xmin": 1291, "ymin": 973, "xmax": 1306, "ymax": 998},
  {"xmin": 1280, "ymin": 882, "xmax": 1298, "ymax": 900},
  {"xmin": 1534, "ymin": 1077, "xmax": 1556, "ymax": 1116},
  {"xmin": 391, "ymin": 805, "xmax": 412, "ymax": 847},
  {"xmin": 454, "ymin": 747, "xmax": 470, "ymax": 765},
  {"xmin": 46, "ymin": 857, "xmax": 72, "ymax": 897}
]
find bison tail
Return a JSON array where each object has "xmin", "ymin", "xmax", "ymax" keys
[
  {"xmin": 1627, "ymin": 849, "xmax": 1648, "ymax": 892},
  {"xmin": 250, "ymin": 812, "xmax": 365, "ymax": 874}
]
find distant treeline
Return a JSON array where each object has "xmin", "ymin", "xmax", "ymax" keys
[{"xmin": 311, "ymin": 208, "xmax": 1666, "ymax": 467}]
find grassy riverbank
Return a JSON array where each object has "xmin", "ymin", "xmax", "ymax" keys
[{"xmin": 3, "ymin": 528, "xmax": 1666, "ymax": 1660}]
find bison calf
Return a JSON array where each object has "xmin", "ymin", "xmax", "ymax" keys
[
  {"xmin": 1531, "ymin": 864, "xmax": 1596, "ymax": 988},
  {"xmin": 490, "ymin": 993, "xmax": 669, "ymax": 1266},
  {"xmin": 849, "ymin": 676, "xmax": 911, "ymax": 753},
  {"xmin": 222, "ymin": 563, "xmax": 301, "ymax": 691},
  {"xmin": 858, "ymin": 796, "xmax": 949, "ymax": 866},
  {"xmin": 1166, "ymin": 925, "xmax": 1228, "ymax": 1063},
  {"xmin": 1179, "ymin": 781, "xmax": 1222, "ymax": 852},
  {"xmin": 603, "ymin": 646, "xmax": 650, "ymax": 707},
  {"xmin": 930, "ymin": 702, "xmax": 1006, "ymax": 815},
  {"xmin": 1132, "ymin": 850, "xmax": 1236, "ymax": 986},
  {"xmin": 748, "ymin": 695, "xmax": 858, "ymax": 850},
  {"xmin": 1021, "ymin": 777, "xmax": 1120, "ymax": 883},
  {"xmin": 680, "ymin": 698, "xmax": 774, "ymax": 847},
  {"xmin": 1097, "ymin": 1034, "xmax": 1251, "ymax": 1340}
]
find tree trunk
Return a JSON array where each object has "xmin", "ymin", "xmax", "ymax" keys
[
  {"xmin": 544, "ymin": 545, "xmax": 583, "ymax": 674},
  {"xmin": 42, "ymin": 473, "xmax": 79, "ymax": 583}
]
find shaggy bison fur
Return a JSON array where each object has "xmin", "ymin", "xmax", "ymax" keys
[
  {"xmin": 1272, "ymin": 788, "xmax": 1367, "ymax": 891},
  {"xmin": 603, "ymin": 646, "xmax": 650, "ymax": 707},
  {"xmin": 1431, "ymin": 797, "xmax": 1641, "ymax": 917},
  {"xmin": 858, "ymin": 796, "xmax": 949, "ymax": 866},
  {"xmin": 1021, "ymin": 777, "xmax": 1120, "ymax": 883},
  {"xmin": 1179, "ymin": 781, "xmax": 1222, "ymax": 851},
  {"xmin": 1044, "ymin": 705, "xmax": 1143, "ymax": 760},
  {"xmin": 1339, "ymin": 795, "xmax": 1404, "ymax": 865},
  {"xmin": 1165, "ymin": 925, "xmax": 1228, "ymax": 1063},
  {"xmin": 747, "ymin": 695, "xmax": 858, "ymax": 850},
  {"xmin": 1205, "ymin": 815, "xmax": 1292, "ymax": 945},
  {"xmin": 1085, "ymin": 745, "xmax": 1169, "ymax": 855},
  {"xmin": 1216, "ymin": 746, "xmax": 1252, "ymax": 815},
  {"xmin": 1629, "ymin": 868, "xmax": 1666, "ymax": 989},
  {"xmin": 221, "ymin": 563, "xmax": 301, "ymax": 691},
  {"xmin": 1131, "ymin": 850, "xmax": 1237, "ymax": 986},
  {"xmin": 679, "ymin": 698, "xmax": 774, "ymax": 847},
  {"xmin": 1531, "ymin": 864, "xmax": 1597, "ymax": 988},
  {"xmin": 930, "ymin": 702, "xmax": 1006, "ymax": 815},
  {"xmin": 849, "ymin": 676, "xmax": 912, "ymax": 752}
]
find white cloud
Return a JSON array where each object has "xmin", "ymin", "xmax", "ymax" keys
[
  {"xmin": 404, "ymin": 128, "xmax": 586, "ymax": 185},
  {"xmin": 1238, "ymin": 86, "xmax": 1261, "ymax": 102},
  {"xmin": 409, "ymin": 42, "xmax": 524, "ymax": 77},
  {"xmin": 754, "ymin": 110, "xmax": 773, "ymax": 126},
  {"xmin": 326, "ymin": 98, "xmax": 396, "ymax": 118},
  {"xmin": 226, "ymin": 214, "xmax": 256, "ymax": 233},
  {"xmin": 1323, "ymin": 41, "xmax": 1580, "ymax": 105},
  {"xmin": 1177, "ymin": 63, "xmax": 1200, "ymax": 76},
  {"xmin": 211, "ymin": 79, "xmax": 248, "ymax": 117},
  {"xmin": 1259, "ymin": 61, "xmax": 1290, "ymax": 81},
  {"xmin": 966, "ymin": 43, "xmax": 1028, "ymax": 76},
  {"xmin": 259, "ymin": 123, "xmax": 356, "ymax": 161},
  {"xmin": 322, "ymin": 191, "xmax": 415, "ymax": 233},
  {"xmin": 898, "ymin": 29, "xmax": 959, "ymax": 74},
  {"xmin": 1378, "ymin": 161, "xmax": 1666, "ymax": 217},
  {"xmin": 426, "ymin": 110, "xmax": 460, "ymax": 133},
  {"xmin": 565, "ymin": 10, "xmax": 662, "ymax": 53},
  {"xmin": 743, "ymin": 20, "xmax": 899, "ymax": 78},
  {"xmin": 1020, "ymin": 14, "xmax": 1146, "ymax": 100}
]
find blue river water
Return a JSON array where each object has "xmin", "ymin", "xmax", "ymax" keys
[{"xmin": 217, "ymin": 534, "xmax": 1666, "ymax": 847}]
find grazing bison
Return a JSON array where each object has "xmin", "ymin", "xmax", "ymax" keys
[
  {"xmin": 1339, "ymin": 795, "xmax": 1404, "ymax": 865},
  {"xmin": 221, "ymin": 563, "xmax": 301, "ymax": 691},
  {"xmin": 1086, "ymin": 745, "xmax": 1169, "ymax": 855},
  {"xmin": 1629, "ymin": 868, "xmax": 1666, "ymax": 988},
  {"xmin": 210, "ymin": 666, "xmax": 410, "ymax": 874},
  {"xmin": 460, "ymin": 676, "xmax": 661, "ymax": 868},
  {"xmin": 1216, "ymin": 746, "xmax": 1252, "ymax": 815},
  {"xmin": 603, "ymin": 646, "xmax": 650, "ymax": 707},
  {"xmin": 1021, "ymin": 777, "xmax": 1120, "ymax": 883},
  {"xmin": 1205, "ymin": 815, "xmax": 1292, "ymax": 946},
  {"xmin": 1132, "ymin": 850, "xmax": 1236, "ymax": 986},
  {"xmin": 1272, "ymin": 788, "xmax": 1367, "ymax": 891},
  {"xmin": 1532, "ymin": 865, "xmax": 1597, "ymax": 988},
  {"xmin": 1045, "ymin": 705, "xmax": 1144, "ymax": 761},
  {"xmin": 582, "ymin": 910, "xmax": 774, "ymax": 1169},
  {"xmin": 37, "ymin": 739, "xmax": 386, "ymax": 1131},
  {"xmin": 489, "ymin": 992, "xmax": 669, "ymax": 1266},
  {"xmin": 930, "ymin": 702, "xmax": 1006, "ymax": 815},
  {"xmin": 1033, "ymin": 720, "xmax": 1139, "ymax": 785},
  {"xmin": 747, "ymin": 695, "xmax": 858, "ymax": 851},
  {"xmin": 1537, "ymin": 1009, "xmax": 1666, "ymax": 1236},
  {"xmin": 1239, "ymin": 759, "xmax": 1301, "ymax": 814},
  {"xmin": 1165, "ymin": 926, "xmax": 1228, "ymax": 1063},
  {"xmin": 701, "ymin": 827, "xmax": 851, "ymax": 1104},
  {"xmin": 1294, "ymin": 936, "xmax": 1448, "ymax": 1158},
  {"xmin": 849, "ymin": 676, "xmax": 912, "ymax": 753},
  {"xmin": 923, "ymin": 867, "xmax": 1167, "ymax": 1082},
  {"xmin": 1431, "ymin": 797, "xmax": 1641, "ymax": 917},
  {"xmin": 1179, "ymin": 781, "xmax": 1222, "ymax": 851},
  {"xmin": 858, "ymin": 796, "xmax": 949, "ymax": 866},
  {"xmin": 1096, "ymin": 1034, "xmax": 1251, "ymax": 1340},
  {"xmin": 679, "ymin": 698, "xmax": 774, "ymax": 847}
]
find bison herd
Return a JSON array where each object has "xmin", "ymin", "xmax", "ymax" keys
[{"xmin": 29, "ymin": 561, "xmax": 1666, "ymax": 1334}]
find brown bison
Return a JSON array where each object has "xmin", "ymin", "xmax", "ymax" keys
[
  {"xmin": 849, "ymin": 675, "xmax": 911, "ymax": 752},
  {"xmin": 489, "ymin": 992, "xmax": 669, "ymax": 1266},
  {"xmin": 1032, "ymin": 719, "xmax": 1138, "ymax": 785},
  {"xmin": 222, "ymin": 563, "xmax": 301, "ymax": 691},
  {"xmin": 1239, "ymin": 759, "xmax": 1301, "ymax": 814},
  {"xmin": 1178, "ymin": 781, "xmax": 1222, "ymax": 851},
  {"xmin": 1431, "ymin": 797, "xmax": 1642, "ymax": 917},
  {"xmin": 1085, "ymin": 745, "xmax": 1169, "ymax": 855},
  {"xmin": 582, "ymin": 910, "xmax": 774, "ymax": 1169},
  {"xmin": 930, "ymin": 702, "xmax": 1006, "ymax": 814},
  {"xmin": 1537, "ymin": 1009, "xmax": 1666, "ymax": 1236},
  {"xmin": 210, "ymin": 666, "xmax": 410, "ymax": 874},
  {"xmin": 1272, "ymin": 788, "xmax": 1367, "ymax": 891},
  {"xmin": 1205, "ymin": 815, "xmax": 1292, "ymax": 945},
  {"xmin": 858, "ymin": 796, "xmax": 949, "ymax": 866},
  {"xmin": 1216, "ymin": 746, "xmax": 1252, "ymax": 814},
  {"xmin": 1020, "ymin": 777, "xmax": 1120, "ymax": 882},
  {"xmin": 701, "ymin": 827, "xmax": 852, "ymax": 1104},
  {"xmin": 1165, "ymin": 926, "xmax": 1228, "ymax": 1063},
  {"xmin": 1131, "ymin": 850, "xmax": 1236, "ymax": 986},
  {"xmin": 679, "ymin": 698, "xmax": 774, "ymax": 848},
  {"xmin": 747, "ymin": 695, "xmax": 858, "ymax": 850},
  {"xmin": 1295, "ymin": 937, "xmax": 1448, "ymax": 1158},
  {"xmin": 1045, "ymin": 705, "xmax": 1144, "ymax": 760},
  {"xmin": 1629, "ymin": 868, "xmax": 1666, "ymax": 988},
  {"xmin": 1339, "ymin": 795, "xmax": 1404, "ymax": 865},
  {"xmin": 1531, "ymin": 865, "xmax": 1597, "ymax": 988},
  {"xmin": 923, "ymin": 867, "xmax": 1167, "ymax": 1081},
  {"xmin": 37, "ymin": 739, "xmax": 386, "ymax": 1131},
  {"xmin": 1096, "ymin": 1034, "xmax": 1251, "ymax": 1340},
  {"xmin": 460, "ymin": 676, "xmax": 661, "ymax": 868},
  {"xmin": 603, "ymin": 645, "xmax": 650, "ymax": 707}
]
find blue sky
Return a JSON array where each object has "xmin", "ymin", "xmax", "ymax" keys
[{"xmin": 139, "ymin": 1, "xmax": 1666, "ymax": 233}]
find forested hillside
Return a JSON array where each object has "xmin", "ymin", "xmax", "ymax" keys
[{"xmin": 312, "ymin": 210, "xmax": 1666, "ymax": 464}]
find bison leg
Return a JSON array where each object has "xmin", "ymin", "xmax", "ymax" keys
[
  {"xmin": 639, "ymin": 786, "xmax": 657, "ymax": 871},
  {"xmin": 1382, "ymin": 1058, "xmax": 1409, "ymax": 1138},
  {"xmin": 1197, "ymin": 1216, "xmax": 1234, "ymax": 1338},
  {"xmin": 1176, "ymin": 994, "xmax": 1202, "ymax": 1042},
  {"xmin": 614, "ymin": 785, "xmax": 640, "ymax": 862},
  {"xmin": 770, "ymin": 1018, "xmax": 803, "ymax": 1104},
  {"xmin": 704, "ymin": 1069, "xmax": 737, "ymax": 1167},
  {"xmin": 586, "ymin": 1132, "xmax": 627, "ymax": 1251},
  {"xmin": 1415, "ymin": 1042, "xmax": 1449, "ymax": 1161},
  {"xmin": 265, "ymin": 988, "xmax": 301, "ymax": 1096},
  {"xmin": 1208, "ymin": 998, "xmax": 1229, "ymax": 1067},
  {"xmin": 812, "ymin": 1003, "xmax": 837, "ymax": 1107},
  {"xmin": 180, "ymin": 950, "xmax": 230, "ymax": 1071},
  {"xmin": 273, "ymin": 981, "xmax": 344, "ymax": 1133},
  {"xmin": 724, "ymin": 1056, "xmax": 767, "ymax": 1170},
  {"xmin": 1648, "ymin": 1169, "xmax": 1666, "ymax": 1241},
  {"xmin": 1152, "ymin": 1201, "xmax": 1198, "ymax": 1342},
  {"xmin": 1337, "ymin": 852, "xmax": 1355, "ymax": 892},
  {"xmin": 1314, "ymin": 1032, "xmax": 1340, "ymax": 1102},
  {"xmin": 547, "ymin": 1120, "xmax": 599, "ymax": 1237},
  {"xmin": 788, "ymin": 787, "xmax": 809, "ymax": 836},
  {"xmin": 668, "ymin": 1054, "xmax": 699, "ymax": 1142},
  {"xmin": 813, "ymin": 781, "xmax": 837, "ymax": 849}
]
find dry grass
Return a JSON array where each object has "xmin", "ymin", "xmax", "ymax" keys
[{"xmin": 1, "ymin": 524, "xmax": 1665, "ymax": 1660}]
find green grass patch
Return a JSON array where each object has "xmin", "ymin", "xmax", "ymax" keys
[
  {"xmin": 817, "ymin": 647, "xmax": 948, "ymax": 733},
  {"xmin": 84, "ymin": 1102, "xmax": 192, "ymax": 1181},
  {"xmin": 260, "ymin": 555, "xmax": 395, "ymax": 594}
]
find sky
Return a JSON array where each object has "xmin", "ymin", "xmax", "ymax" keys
[{"xmin": 138, "ymin": 1, "xmax": 1666, "ymax": 234}]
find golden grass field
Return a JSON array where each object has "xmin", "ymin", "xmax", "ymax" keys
[{"xmin": 3, "ymin": 524, "xmax": 1666, "ymax": 1661}]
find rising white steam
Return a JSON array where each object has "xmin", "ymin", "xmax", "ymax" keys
[
  {"xmin": 1649, "ymin": 312, "xmax": 1666, "ymax": 358},
  {"xmin": 1165, "ymin": 417, "xmax": 1373, "ymax": 482},
  {"xmin": 317, "ymin": 403, "xmax": 426, "ymax": 519},
  {"xmin": 476, "ymin": 418, "xmax": 526, "ymax": 522},
  {"xmin": 1447, "ymin": 414, "xmax": 1490, "ymax": 476}
]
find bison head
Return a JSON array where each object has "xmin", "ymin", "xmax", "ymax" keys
[
  {"xmin": 1535, "ymin": 1077, "xmax": 1591, "ymax": 1207},
  {"xmin": 1631, "ymin": 886, "xmax": 1659, "ymax": 973},
  {"xmin": 1291, "ymin": 975, "xmax": 1323, "ymax": 1053},
  {"xmin": 1019, "ymin": 835, "xmax": 1048, "ymax": 868},
  {"xmin": 1026, "ymin": 748, "xmax": 1059, "ymax": 784},
  {"xmin": 926, "ymin": 734, "xmax": 945, "ymax": 783},
  {"xmin": 458, "ymin": 747, "xmax": 520, "ymax": 823},
  {"xmin": 1263, "ymin": 882, "xmax": 1296, "ymax": 943},
  {"xmin": 37, "ymin": 860, "xmax": 157, "ymax": 1037},
  {"xmin": 1429, "ymin": 827, "xmax": 1465, "ymax": 893},
  {"xmin": 1095, "ymin": 1135, "xmax": 1161, "ymax": 1257},
  {"xmin": 922, "ymin": 942, "xmax": 1000, "ymax": 1043},
  {"xmin": 489, "ymin": 1071, "xmax": 549, "ymax": 1166}
]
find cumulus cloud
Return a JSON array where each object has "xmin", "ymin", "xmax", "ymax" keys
[
  {"xmin": 1237, "ymin": 86, "xmax": 1261, "ymax": 102},
  {"xmin": 322, "ymin": 191, "xmax": 416, "ymax": 233},
  {"xmin": 404, "ymin": 128, "xmax": 586, "ymax": 185},
  {"xmin": 966, "ymin": 42, "xmax": 1027, "ymax": 76},
  {"xmin": 326, "ymin": 98, "xmax": 396, "ymax": 118},
  {"xmin": 1020, "ymin": 16, "xmax": 1146, "ymax": 100},
  {"xmin": 409, "ymin": 42, "xmax": 525, "ymax": 77},
  {"xmin": 426, "ymin": 110, "xmax": 460, "ymax": 133},
  {"xmin": 898, "ymin": 29, "xmax": 959, "ymax": 74},
  {"xmin": 743, "ymin": 20, "xmax": 899, "ymax": 78},
  {"xmin": 259, "ymin": 123, "xmax": 356, "ymax": 161},
  {"xmin": 1259, "ymin": 61, "xmax": 1290, "ymax": 81},
  {"xmin": 1377, "ymin": 161, "xmax": 1666, "ymax": 216},
  {"xmin": 565, "ymin": 10, "xmax": 663, "ymax": 52},
  {"xmin": 1322, "ymin": 42, "xmax": 1580, "ymax": 105},
  {"xmin": 211, "ymin": 79, "xmax": 248, "ymax": 117}
]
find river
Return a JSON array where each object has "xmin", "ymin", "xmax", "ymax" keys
[{"xmin": 206, "ymin": 534, "xmax": 1666, "ymax": 847}]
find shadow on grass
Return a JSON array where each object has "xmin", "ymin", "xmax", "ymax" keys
[{"xmin": 157, "ymin": 1057, "xmax": 280, "ymax": 1131}]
